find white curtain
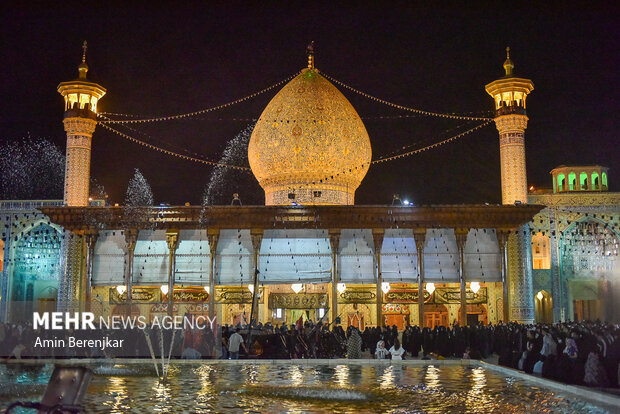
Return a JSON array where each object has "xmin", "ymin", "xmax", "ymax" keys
[
  {"xmin": 92, "ymin": 230, "xmax": 126, "ymax": 286},
  {"xmin": 259, "ymin": 229, "xmax": 332, "ymax": 284},
  {"xmin": 339, "ymin": 229, "xmax": 375, "ymax": 283},
  {"xmin": 423, "ymin": 228, "xmax": 459, "ymax": 282},
  {"xmin": 381, "ymin": 228, "xmax": 418, "ymax": 282},
  {"xmin": 133, "ymin": 229, "xmax": 169, "ymax": 285},
  {"xmin": 464, "ymin": 228, "xmax": 501, "ymax": 282},
  {"xmin": 175, "ymin": 229, "xmax": 211, "ymax": 286},
  {"xmin": 215, "ymin": 229, "xmax": 254, "ymax": 285}
]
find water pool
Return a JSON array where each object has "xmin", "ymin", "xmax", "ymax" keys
[{"xmin": 0, "ymin": 362, "xmax": 616, "ymax": 413}]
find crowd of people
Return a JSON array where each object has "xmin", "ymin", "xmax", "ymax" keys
[{"xmin": 1, "ymin": 318, "xmax": 619, "ymax": 389}]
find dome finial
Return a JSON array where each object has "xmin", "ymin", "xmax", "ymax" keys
[
  {"xmin": 306, "ymin": 41, "xmax": 315, "ymax": 69},
  {"xmin": 503, "ymin": 46, "xmax": 514, "ymax": 76},
  {"xmin": 78, "ymin": 40, "xmax": 89, "ymax": 79}
]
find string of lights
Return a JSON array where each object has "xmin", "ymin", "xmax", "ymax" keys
[
  {"xmin": 108, "ymin": 114, "xmax": 433, "ymax": 123},
  {"xmin": 373, "ymin": 120, "xmax": 493, "ymax": 163},
  {"xmin": 97, "ymin": 122, "xmax": 251, "ymax": 171},
  {"xmin": 374, "ymin": 120, "xmax": 481, "ymax": 159},
  {"xmin": 293, "ymin": 120, "xmax": 493, "ymax": 189},
  {"xmin": 97, "ymin": 113, "xmax": 492, "ymax": 182},
  {"xmin": 98, "ymin": 114, "xmax": 219, "ymax": 162},
  {"xmin": 321, "ymin": 72, "xmax": 494, "ymax": 121},
  {"xmin": 98, "ymin": 72, "xmax": 301, "ymax": 124}
]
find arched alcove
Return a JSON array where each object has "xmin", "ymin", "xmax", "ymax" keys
[
  {"xmin": 531, "ymin": 232, "xmax": 551, "ymax": 269},
  {"xmin": 9, "ymin": 223, "xmax": 61, "ymax": 321},
  {"xmin": 535, "ymin": 290, "xmax": 553, "ymax": 323}
]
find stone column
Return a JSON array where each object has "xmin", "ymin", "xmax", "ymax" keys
[
  {"xmin": 84, "ymin": 231, "xmax": 98, "ymax": 312},
  {"xmin": 329, "ymin": 230, "xmax": 340, "ymax": 324},
  {"xmin": 455, "ymin": 230, "xmax": 468, "ymax": 326},
  {"xmin": 0, "ymin": 213, "xmax": 11, "ymax": 321},
  {"xmin": 207, "ymin": 230, "xmax": 219, "ymax": 320},
  {"xmin": 413, "ymin": 229, "xmax": 426, "ymax": 327},
  {"xmin": 249, "ymin": 230, "xmax": 263, "ymax": 325},
  {"xmin": 548, "ymin": 208, "xmax": 562, "ymax": 322},
  {"xmin": 124, "ymin": 229, "xmax": 138, "ymax": 308},
  {"xmin": 507, "ymin": 224, "xmax": 535, "ymax": 323},
  {"xmin": 496, "ymin": 230, "xmax": 510, "ymax": 322},
  {"xmin": 57, "ymin": 230, "xmax": 84, "ymax": 312},
  {"xmin": 373, "ymin": 230, "xmax": 384, "ymax": 328},
  {"xmin": 165, "ymin": 229, "xmax": 180, "ymax": 316}
]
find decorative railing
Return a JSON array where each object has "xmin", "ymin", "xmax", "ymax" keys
[{"xmin": 0, "ymin": 200, "xmax": 63, "ymax": 210}]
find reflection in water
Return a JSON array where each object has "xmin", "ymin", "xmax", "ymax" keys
[
  {"xmin": 152, "ymin": 379, "xmax": 172, "ymax": 412},
  {"xmin": 465, "ymin": 366, "xmax": 490, "ymax": 411},
  {"xmin": 334, "ymin": 364, "xmax": 349, "ymax": 387},
  {"xmin": 290, "ymin": 365, "xmax": 304, "ymax": 387},
  {"xmin": 194, "ymin": 365, "xmax": 215, "ymax": 409},
  {"xmin": 0, "ymin": 364, "xmax": 614, "ymax": 414},
  {"xmin": 424, "ymin": 365, "xmax": 440, "ymax": 390},
  {"xmin": 379, "ymin": 366, "xmax": 395, "ymax": 389},
  {"xmin": 244, "ymin": 365, "xmax": 259, "ymax": 385},
  {"xmin": 105, "ymin": 376, "xmax": 129, "ymax": 413}
]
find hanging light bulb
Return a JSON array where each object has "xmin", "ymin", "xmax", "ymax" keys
[
  {"xmin": 291, "ymin": 283, "xmax": 303, "ymax": 294},
  {"xmin": 204, "ymin": 286, "xmax": 210, "ymax": 294},
  {"xmin": 116, "ymin": 285, "xmax": 126, "ymax": 295},
  {"xmin": 337, "ymin": 283, "xmax": 347, "ymax": 294},
  {"xmin": 381, "ymin": 282, "xmax": 391, "ymax": 294},
  {"xmin": 160, "ymin": 285, "xmax": 169, "ymax": 295},
  {"xmin": 426, "ymin": 282, "xmax": 435, "ymax": 295},
  {"xmin": 248, "ymin": 284, "xmax": 254, "ymax": 294},
  {"xmin": 470, "ymin": 282, "xmax": 481, "ymax": 294}
]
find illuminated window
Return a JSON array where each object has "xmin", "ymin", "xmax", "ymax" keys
[
  {"xmin": 89, "ymin": 97, "xmax": 98, "ymax": 113},
  {"xmin": 275, "ymin": 308, "xmax": 282, "ymax": 318},
  {"xmin": 68, "ymin": 93, "xmax": 78, "ymax": 109},
  {"xmin": 531, "ymin": 232, "xmax": 551, "ymax": 269},
  {"xmin": 568, "ymin": 172, "xmax": 576, "ymax": 191},
  {"xmin": 318, "ymin": 308, "xmax": 325, "ymax": 318},
  {"xmin": 557, "ymin": 174, "xmax": 566, "ymax": 192},
  {"xmin": 602, "ymin": 172, "xmax": 608, "ymax": 190},
  {"xmin": 580, "ymin": 172, "xmax": 588, "ymax": 190},
  {"xmin": 591, "ymin": 172, "xmax": 600, "ymax": 190},
  {"xmin": 79, "ymin": 94, "xmax": 91, "ymax": 109}
]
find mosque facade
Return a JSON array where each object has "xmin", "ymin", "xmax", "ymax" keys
[{"xmin": 0, "ymin": 47, "xmax": 618, "ymax": 327}]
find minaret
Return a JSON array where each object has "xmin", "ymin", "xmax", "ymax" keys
[
  {"xmin": 486, "ymin": 48, "xmax": 536, "ymax": 324},
  {"xmin": 485, "ymin": 47, "xmax": 534, "ymax": 205},
  {"xmin": 57, "ymin": 41, "xmax": 106, "ymax": 206}
]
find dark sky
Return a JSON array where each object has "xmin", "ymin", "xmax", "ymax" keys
[{"xmin": 1, "ymin": 1, "xmax": 618, "ymax": 205}]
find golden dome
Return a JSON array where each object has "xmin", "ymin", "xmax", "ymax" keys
[{"xmin": 248, "ymin": 68, "xmax": 372, "ymax": 205}]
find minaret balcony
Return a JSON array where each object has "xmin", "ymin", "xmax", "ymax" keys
[
  {"xmin": 495, "ymin": 105, "xmax": 526, "ymax": 117},
  {"xmin": 63, "ymin": 107, "xmax": 97, "ymax": 120}
]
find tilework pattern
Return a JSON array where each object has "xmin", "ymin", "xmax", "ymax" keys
[
  {"xmin": 249, "ymin": 68, "xmax": 372, "ymax": 205},
  {"xmin": 495, "ymin": 114, "xmax": 528, "ymax": 205}
]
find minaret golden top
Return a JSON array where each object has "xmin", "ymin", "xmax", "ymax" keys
[
  {"xmin": 306, "ymin": 41, "xmax": 315, "ymax": 70},
  {"xmin": 485, "ymin": 47, "xmax": 533, "ymax": 113},
  {"xmin": 58, "ymin": 41, "xmax": 106, "ymax": 115},
  {"xmin": 78, "ymin": 40, "xmax": 89, "ymax": 79},
  {"xmin": 503, "ymin": 46, "xmax": 514, "ymax": 76}
]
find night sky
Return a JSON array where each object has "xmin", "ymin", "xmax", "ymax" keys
[{"xmin": 1, "ymin": 2, "xmax": 618, "ymax": 205}]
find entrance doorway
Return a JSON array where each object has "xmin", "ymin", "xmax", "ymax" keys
[
  {"xmin": 424, "ymin": 304, "xmax": 449, "ymax": 328},
  {"xmin": 573, "ymin": 300, "xmax": 600, "ymax": 321},
  {"xmin": 384, "ymin": 314, "xmax": 410, "ymax": 330},
  {"xmin": 458, "ymin": 304, "xmax": 488, "ymax": 326},
  {"xmin": 535, "ymin": 290, "xmax": 553, "ymax": 323},
  {"xmin": 347, "ymin": 312, "xmax": 365, "ymax": 330}
]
